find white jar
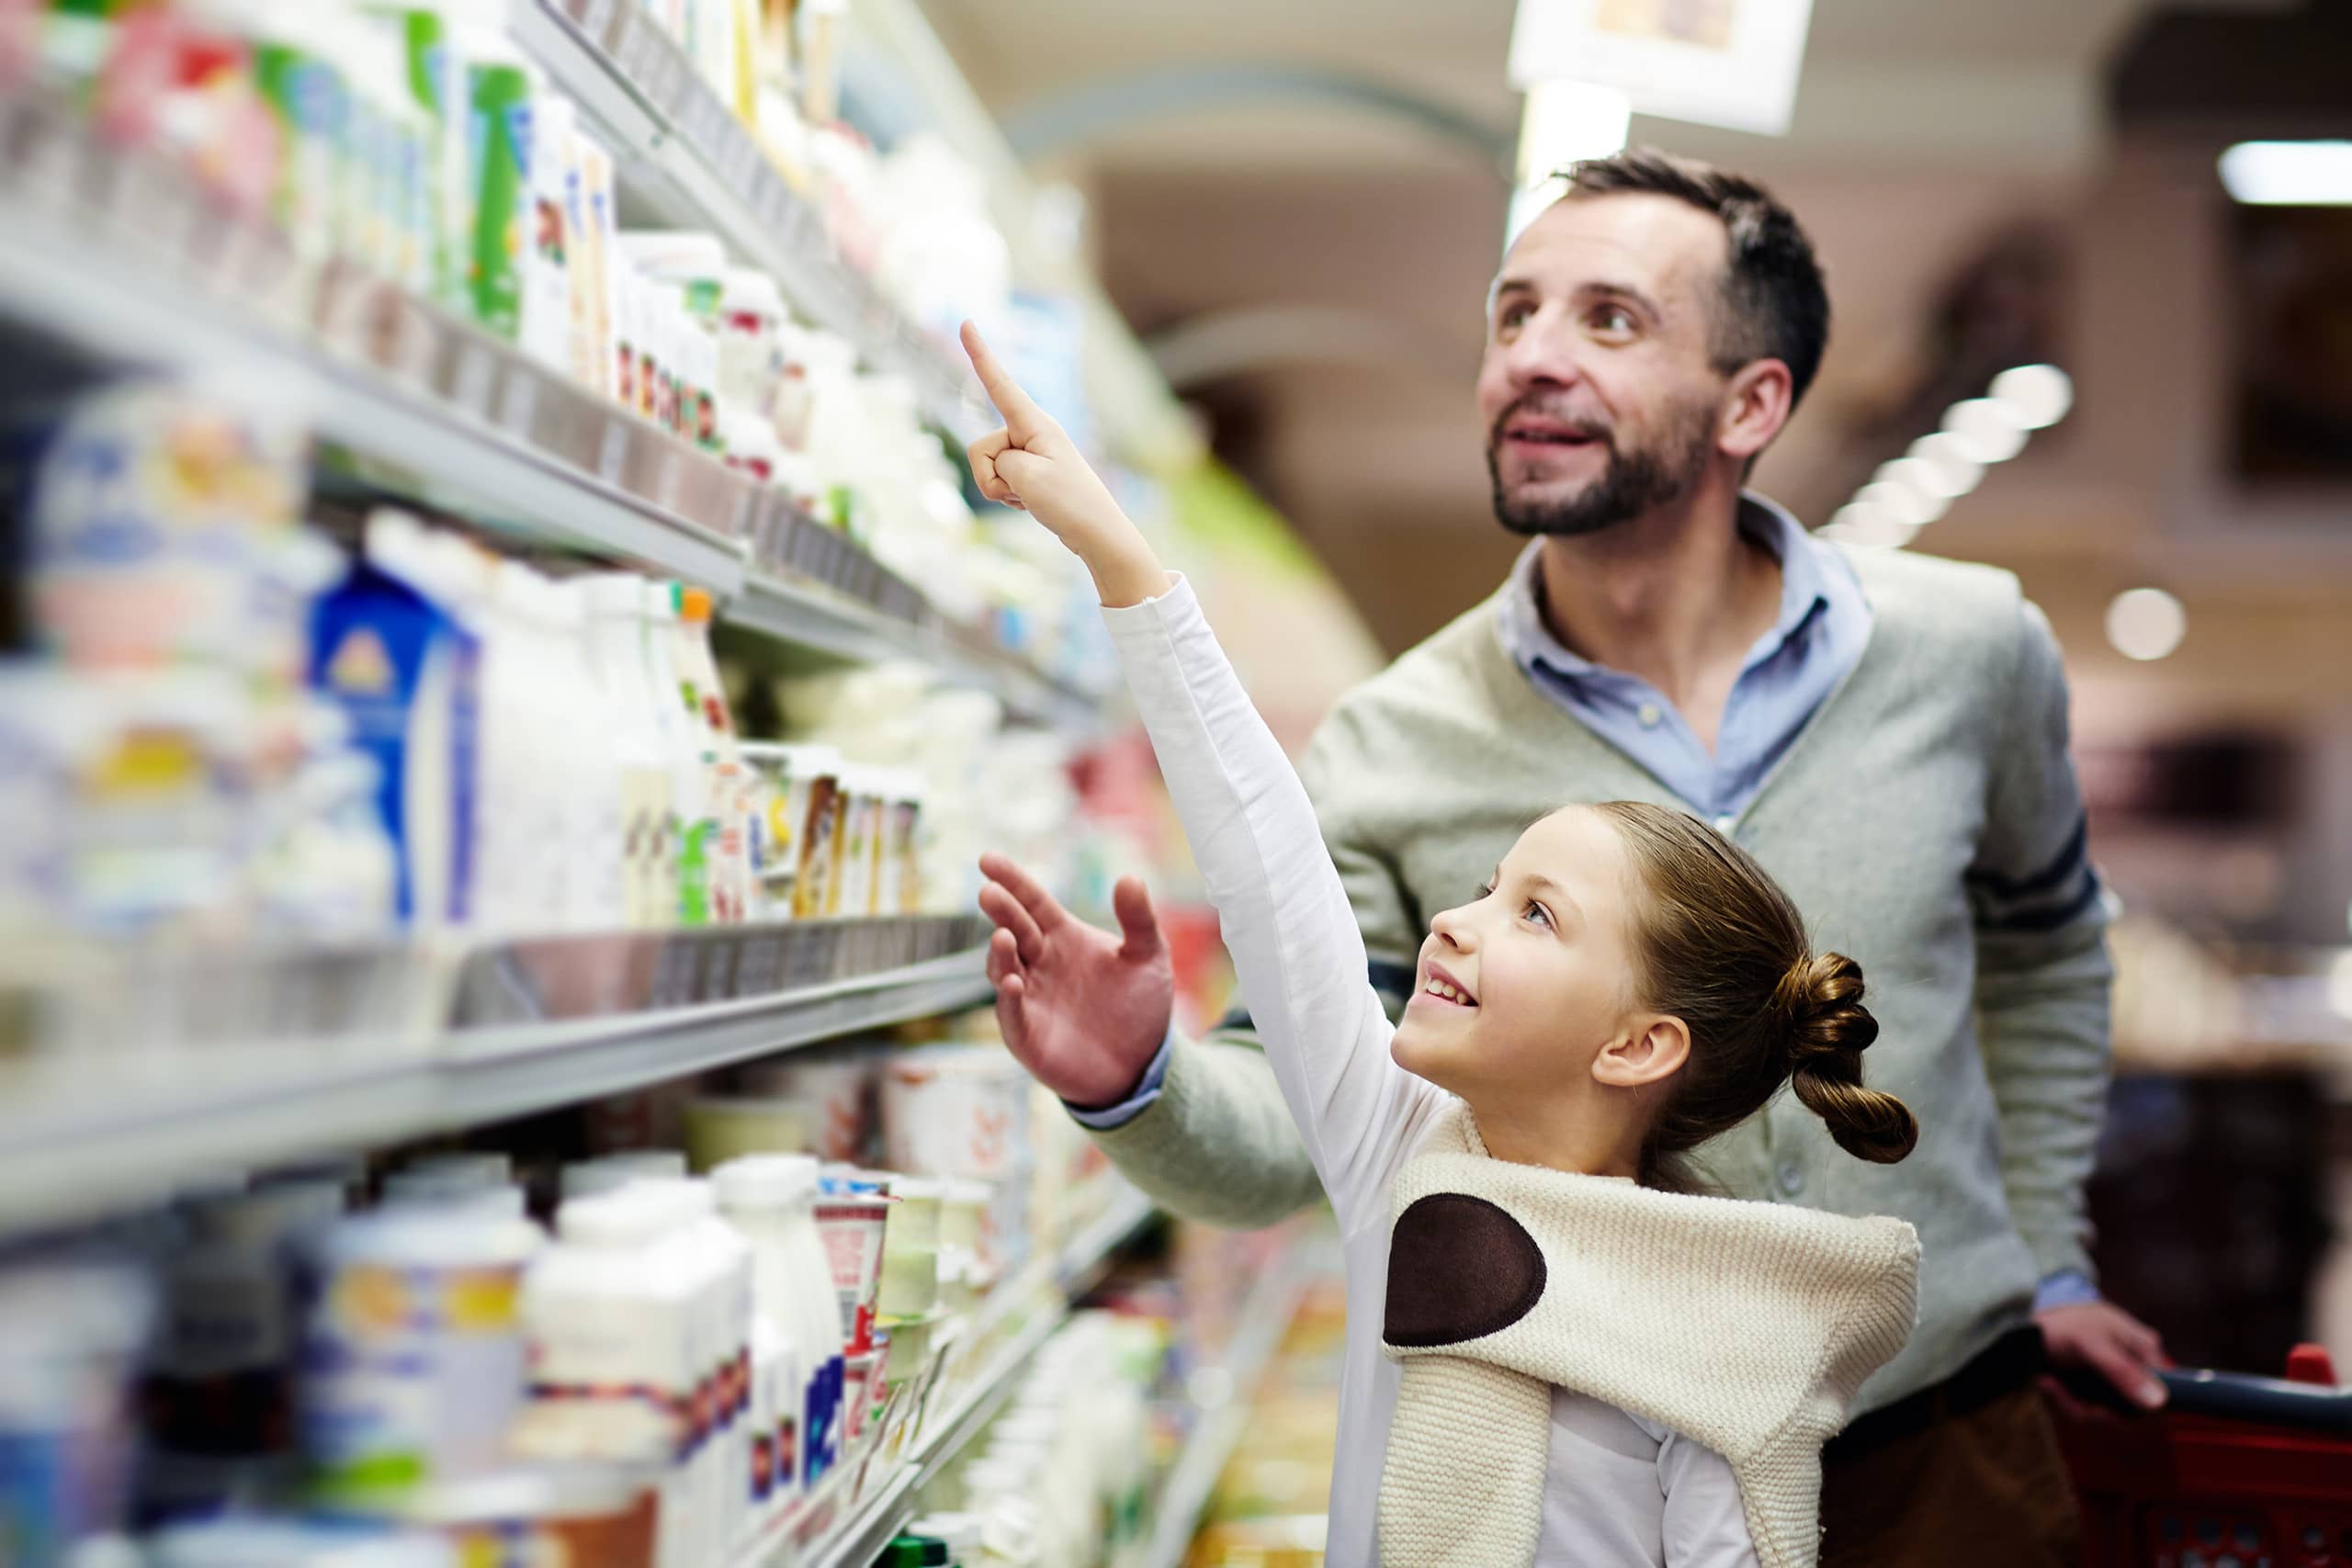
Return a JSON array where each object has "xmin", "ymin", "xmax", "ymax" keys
[{"xmin": 298, "ymin": 1207, "xmax": 542, "ymax": 1511}]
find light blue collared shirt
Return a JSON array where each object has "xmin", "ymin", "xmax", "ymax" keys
[{"xmin": 1494, "ymin": 491, "xmax": 1871, "ymax": 824}]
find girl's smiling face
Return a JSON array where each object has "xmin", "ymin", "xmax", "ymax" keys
[{"xmin": 1391, "ymin": 806, "xmax": 1655, "ymax": 1105}]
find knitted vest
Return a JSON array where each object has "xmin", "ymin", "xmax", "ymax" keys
[{"xmin": 1376, "ymin": 1104, "xmax": 1920, "ymax": 1568}]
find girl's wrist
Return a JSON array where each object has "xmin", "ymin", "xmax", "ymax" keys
[{"xmin": 1079, "ymin": 520, "xmax": 1170, "ymax": 607}]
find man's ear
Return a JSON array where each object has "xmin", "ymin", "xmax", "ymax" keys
[
  {"xmin": 1719, "ymin": 358, "xmax": 1795, "ymax": 465},
  {"xmin": 1593, "ymin": 1014, "xmax": 1690, "ymax": 1089}
]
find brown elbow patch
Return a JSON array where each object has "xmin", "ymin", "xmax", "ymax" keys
[{"xmin": 1384, "ymin": 1194, "xmax": 1547, "ymax": 1348}]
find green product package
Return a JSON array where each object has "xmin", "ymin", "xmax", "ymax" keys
[
  {"xmin": 379, "ymin": 7, "xmax": 463, "ymax": 304},
  {"xmin": 253, "ymin": 36, "xmax": 348, "ymax": 260},
  {"xmin": 467, "ymin": 61, "xmax": 533, "ymax": 338}
]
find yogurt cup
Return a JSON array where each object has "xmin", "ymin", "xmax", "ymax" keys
[{"xmin": 812, "ymin": 1173, "xmax": 890, "ymax": 1354}]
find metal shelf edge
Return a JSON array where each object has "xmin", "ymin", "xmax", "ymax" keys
[{"xmin": 0, "ymin": 948, "xmax": 992, "ymax": 1238}]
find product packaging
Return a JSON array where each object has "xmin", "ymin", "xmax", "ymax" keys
[
  {"xmin": 683, "ymin": 1094, "xmax": 812, "ymax": 1171},
  {"xmin": 308, "ymin": 515, "xmax": 482, "ymax": 930},
  {"xmin": 296, "ymin": 1207, "xmax": 542, "ymax": 1512},
  {"xmin": 811, "ymin": 1168, "xmax": 890, "ymax": 1354},
  {"xmin": 463, "ymin": 39, "xmax": 534, "ymax": 338}
]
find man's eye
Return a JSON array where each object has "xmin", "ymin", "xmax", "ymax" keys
[
  {"xmin": 1591, "ymin": 305, "xmax": 1635, "ymax": 334},
  {"xmin": 1498, "ymin": 302, "xmax": 1533, "ymax": 331}
]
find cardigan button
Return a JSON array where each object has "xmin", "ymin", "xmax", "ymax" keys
[{"xmin": 1777, "ymin": 1160, "xmax": 1806, "ymax": 1198}]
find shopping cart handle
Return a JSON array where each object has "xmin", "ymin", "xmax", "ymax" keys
[
  {"xmin": 2155, "ymin": 1368, "xmax": 2352, "ymax": 1434},
  {"xmin": 2052, "ymin": 1365, "xmax": 2352, "ymax": 1432}
]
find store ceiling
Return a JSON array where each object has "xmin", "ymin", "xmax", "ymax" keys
[{"xmin": 918, "ymin": 0, "xmax": 2352, "ymax": 736}]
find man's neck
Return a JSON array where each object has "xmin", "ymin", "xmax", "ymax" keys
[{"xmin": 1532, "ymin": 476, "xmax": 1785, "ymax": 722}]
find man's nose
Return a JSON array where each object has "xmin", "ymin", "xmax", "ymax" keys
[{"xmin": 1498, "ymin": 306, "xmax": 1584, "ymax": 394}]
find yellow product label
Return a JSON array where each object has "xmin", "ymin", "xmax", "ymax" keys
[
  {"xmin": 88, "ymin": 731, "xmax": 203, "ymax": 798},
  {"xmin": 444, "ymin": 1269, "xmax": 521, "ymax": 1333},
  {"xmin": 331, "ymin": 1266, "xmax": 411, "ymax": 1336}
]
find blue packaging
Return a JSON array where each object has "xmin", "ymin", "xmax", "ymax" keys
[{"xmin": 308, "ymin": 561, "xmax": 480, "ymax": 926}]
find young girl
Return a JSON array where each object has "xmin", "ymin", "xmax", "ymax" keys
[{"xmin": 959, "ymin": 325, "xmax": 1922, "ymax": 1568}]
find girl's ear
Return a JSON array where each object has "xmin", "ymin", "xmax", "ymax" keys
[{"xmin": 1592, "ymin": 1015, "xmax": 1690, "ymax": 1089}]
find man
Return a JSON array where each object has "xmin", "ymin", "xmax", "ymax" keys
[{"xmin": 977, "ymin": 150, "xmax": 2164, "ymax": 1565}]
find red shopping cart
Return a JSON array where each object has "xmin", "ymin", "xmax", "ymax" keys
[{"xmin": 2053, "ymin": 1346, "xmax": 2352, "ymax": 1568}]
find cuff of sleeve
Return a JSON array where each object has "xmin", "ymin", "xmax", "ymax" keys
[
  {"xmin": 1064, "ymin": 1031, "xmax": 1175, "ymax": 1131},
  {"xmin": 1097, "ymin": 572, "xmax": 1197, "ymax": 639},
  {"xmin": 2033, "ymin": 1269, "xmax": 2102, "ymax": 1313}
]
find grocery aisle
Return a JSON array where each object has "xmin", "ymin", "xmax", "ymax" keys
[{"xmin": 0, "ymin": 2, "xmax": 1352, "ymax": 1565}]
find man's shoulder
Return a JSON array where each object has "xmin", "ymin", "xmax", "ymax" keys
[
  {"xmin": 1313, "ymin": 589, "xmax": 1521, "ymax": 749},
  {"xmin": 1838, "ymin": 542, "xmax": 2031, "ymax": 665}
]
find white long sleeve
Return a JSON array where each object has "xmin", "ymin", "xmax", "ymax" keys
[{"xmin": 1101, "ymin": 578, "xmax": 1445, "ymax": 1236}]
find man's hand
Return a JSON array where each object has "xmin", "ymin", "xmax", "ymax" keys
[
  {"xmin": 2039, "ymin": 1299, "xmax": 2169, "ymax": 1415},
  {"xmin": 977, "ymin": 852, "xmax": 1176, "ymax": 1109}
]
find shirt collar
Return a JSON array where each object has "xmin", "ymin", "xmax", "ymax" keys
[{"xmin": 1498, "ymin": 491, "xmax": 1835, "ymax": 682}]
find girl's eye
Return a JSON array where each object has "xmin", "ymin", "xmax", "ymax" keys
[
  {"xmin": 1523, "ymin": 901, "xmax": 1554, "ymax": 930},
  {"xmin": 1476, "ymin": 882, "xmax": 1497, "ymax": 900}
]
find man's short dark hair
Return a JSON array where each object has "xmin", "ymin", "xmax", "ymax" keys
[{"xmin": 1556, "ymin": 149, "xmax": 1830, "ymax": 411}]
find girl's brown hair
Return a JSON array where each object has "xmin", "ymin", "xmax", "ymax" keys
[{"xmin": 1584, "ymin": 801, "xmax": 1919, "ymax": 1192}]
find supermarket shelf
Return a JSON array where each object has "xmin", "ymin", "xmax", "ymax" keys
[
  {"xmin": 1135, "ymin": 1245, "xmax": 1317, "ymax": 1568},
  {"xmin": 0, "ymin": 921, "xmax": 991, "ymax": 1236},
  {"xmin": 726, "ymin": 572, "xmax": 1101, "ymax": 730},
  {"xmin": 512, "ymin": 0, "xmax": 989, "ymax": 442},
  {"xmin": 775, "ymin": 1188, "xmax": 1159, "ymax": 1568},
  {"xmin": 0, "ymin": 90, "xmax": 749, "ymax": 589},
  {"xmin": 0, "ymin": 91, "xmax": 1099, "ymax": 733}
]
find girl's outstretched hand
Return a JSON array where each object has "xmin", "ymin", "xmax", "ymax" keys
[{"xmin": 960, "ymin": 321, "xmax": 1170, "ymax": 606}]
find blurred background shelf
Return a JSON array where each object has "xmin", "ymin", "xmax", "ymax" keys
[
  {"xmin": 1133, "ymin": 1245, "xmax": 1317, "ymax": 1568},
  {"xmin": 781, "ymin": 1189, "xmax": 1159, "ymax": 1568}
]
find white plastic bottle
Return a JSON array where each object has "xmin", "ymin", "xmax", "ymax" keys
[
  {"xmin": 639, "ymin": 581, "xmax": 712, "ymax": 925},
  {"xmin": 714, "ymin": 1155, "xmax": 842, "ymax": 1496},
  {"xmin": 634, "ymin": 1178, "xmax": 751, "ymax": 1565},
  {"xmin": 713, "ymin": 1159, "xmax": 810, "ymax": 1540},
  {"xmin": 543, "ymin": 576, "xmax": 628, "ymax": 931},
  {"xmin": 672, "ymin": 585, "xmax": 752, "ymax": 921},
  {"xmin": 575, "ymin": 575, "xmax": 674, "ymax": 929},
  {"xmin": 514, "ymin": 1189, "xmax": 680, "ymax": 1560}
]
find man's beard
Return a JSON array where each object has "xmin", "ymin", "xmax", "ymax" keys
[{"xmin": 1486, "ymin": 398, "xmax": 1718, "ymax": 538}]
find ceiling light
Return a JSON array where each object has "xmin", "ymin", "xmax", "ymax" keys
[
  {"xmin": 1826, "ymin": 502, "xmax": 1917, "ymax": 550},
  {"xmin": 2106, "ymin": 587, "xmax": 2186, "ymax": 662},
  {"xmin": 1907, "ymin": 434, "xmax": 1985, "ymax": 497},
  {"xmin": 1989, "ymin": 365, "xmax": 2073, "ymax": 429},
  {"xmin": 1877, "ymin": 455, "xmax": 1972, "ymax": 502},
  {"xmin": 1854, "ymin": 479, "xmax": 1946, "ymax": 526},
  {"xmin": 2219, "ymin": 141, "xmax": 2352, "ymax": 207},
  {"xmin": 1515, "ymin": 81, "xmax": 1633, "ymax": 186},
  {"xmin": 1939, "ymin": 398, "xmax": 2030, "ymax": 464}
]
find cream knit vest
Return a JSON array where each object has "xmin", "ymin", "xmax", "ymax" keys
[{"xmin": 1376, "ymin": 1104, "xmax": 1920, "ymax": 1568}]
